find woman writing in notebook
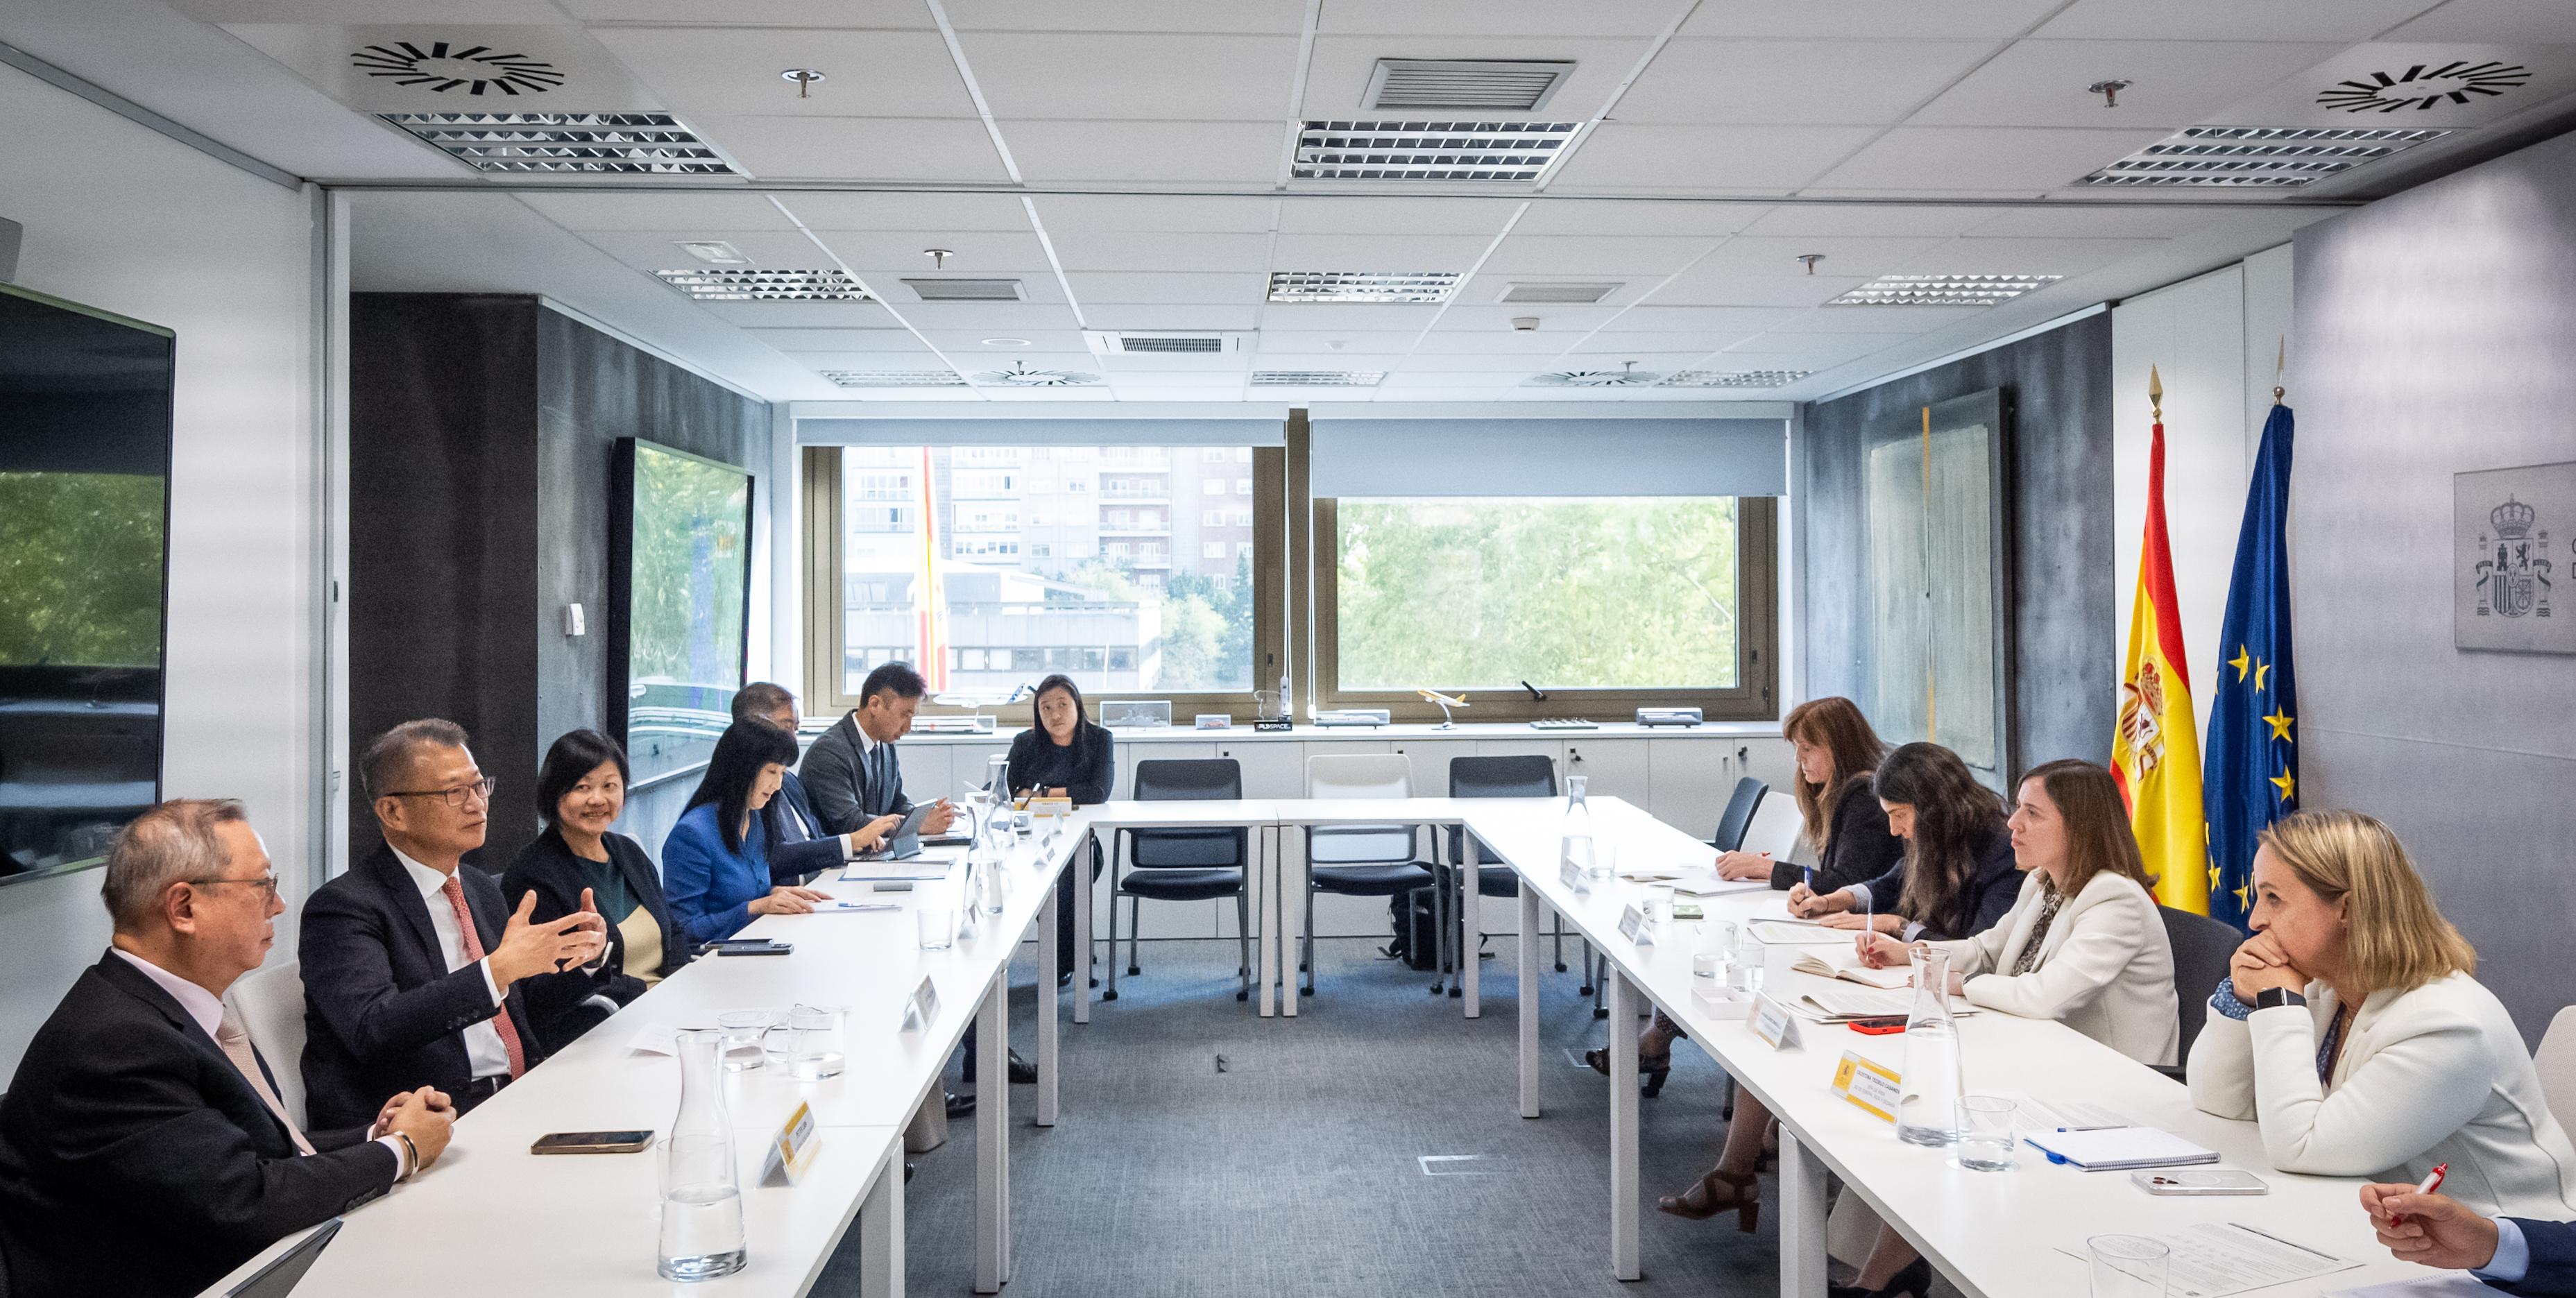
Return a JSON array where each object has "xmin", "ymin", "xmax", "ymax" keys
[{"xmin": 2188, "ymin": 810, "xmax": 2576, "ymax": 1220}]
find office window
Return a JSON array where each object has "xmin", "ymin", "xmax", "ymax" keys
[
  {"xmin": 1203, "ymin": 541, "xmax": 1226, "ymax": 558},
  {"xmin": 1234, "ymin": 509, "xmax": 1253, "ymax": 527},
  {"xmin": 1202, "ymin": 479, "xmax": 1225, "ymax": 496},
  {"xmin": 1317, "ymin": 495, "xmax": 1776, "ymax": 715},
  {"xmin": 1203, "ymin": 447, "xmax": 1227, "ymax": 462},
  {"xmin": 1235, "ymin": 479, "xmax": 1252, "ymax": 495},
  {"xmin": 1237, "ymin": 541, "xmax": 1254, "ymax": 559},
  {"xmin": 1203, "ymin": 509, "xmax": 1225, "ymax": 527}
]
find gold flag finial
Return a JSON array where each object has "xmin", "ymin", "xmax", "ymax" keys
[
  {"xmin": 2273, "ymin": 335, "xmax": 2287, "ymax": 404},
  {"xmin": 2148, "ymin": 364, "xmax": 2163, "ymax": 420}
]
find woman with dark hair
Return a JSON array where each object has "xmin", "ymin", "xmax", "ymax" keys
[
  {"xmin": 502, "ymin": 730, "xmax": 689, "ymax": 1049},
  {"xmin": 1789, "ymin": 740, "xmax": 2018, "ymax": 940},
  {"xmin": 663, "ymin": 720, "xmax": 834, "ymax": 945},
  {"xmin": 1006, "ymin": 674, "xmax": 1116, "ymax": 981}
]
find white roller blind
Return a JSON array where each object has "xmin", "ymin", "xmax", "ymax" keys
[
  {"xmin": 1308, "ymin": 416, "xmax": 1787, "ymax": 497},
  {"xmin": 799, "ymin": 416, "xmax": 1286, "ymax": 447}
]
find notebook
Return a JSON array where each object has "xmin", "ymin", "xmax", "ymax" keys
[
  {"xmin": 2022, "ymin": 1127, "xmax": 2219, "ymax": 1170},
  {"xmin": 1790, "ymin": 949, "xmax": 1912, "ymax": 990}
]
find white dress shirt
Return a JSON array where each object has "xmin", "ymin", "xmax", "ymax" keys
[
  {"xmin": 111, "ymin": 948, "xmax": 408, "ymax": 1171},
  {"xmin": 390, "ymin": 847, "xmax": 513, "ymax": 1082}
]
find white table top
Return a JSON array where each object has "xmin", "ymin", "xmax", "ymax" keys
[{"xmin": 1466, "ymin": 796, "xmax": 2445, "ymax": 1298}]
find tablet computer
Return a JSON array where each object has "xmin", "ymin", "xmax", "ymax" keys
[
  {"xmin": 859, "ymin": 802, "xmax": 939, "ymax": 861},
  {"xmin": 230, "ymin": 1219, "xmax": 342, "ymax": 1297}
]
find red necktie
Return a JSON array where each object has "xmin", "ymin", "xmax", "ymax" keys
[{"xmin": 440, "ymin": 874, "xmax": 527, "ymax": 1079}]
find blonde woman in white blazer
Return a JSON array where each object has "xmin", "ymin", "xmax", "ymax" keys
[{"xmin": 2188, "ymin": 810, "xmax": 2576, "ymax": 1220}]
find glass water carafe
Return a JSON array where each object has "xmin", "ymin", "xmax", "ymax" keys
[
  {"xmin": 1561, "ymin": 775, "xmax": 1599, "ymax": 879},
  {"xmin": 1895, "ymin": 948, "xmax": 1964, "ymax": 1147},
  {"xmin": 658, "ymin": 1028, "xmax": 747, "ymax": 1280}
]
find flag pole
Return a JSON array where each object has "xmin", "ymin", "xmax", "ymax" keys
[
  {"xmin": 2273, "ymin": 334, "xmax": 2287, "ymax": 405},
  {"xmin": 2148, "ymin": 364, "xmax": 2163, "ymax": 422}
]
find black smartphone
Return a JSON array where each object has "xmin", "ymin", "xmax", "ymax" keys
[
  {"xmin": 708, "ymin": 939, "xmax": 792, "ymax": 957},
  {"xmin": 531, "ymin": 1129, "xmax": 654, "ymax": 1154}
]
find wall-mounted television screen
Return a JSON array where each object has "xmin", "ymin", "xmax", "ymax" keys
[
  {"xmin": 0, "ymin": 283, "xmax": 173, "ymax": 888},
  {"xmin": 611, "ymin": 438, "xmax": 752, "ymax": 789}
]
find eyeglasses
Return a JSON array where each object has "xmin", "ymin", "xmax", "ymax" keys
[
  {"xmin": 190, "ymin": 875, "xmax": 281, "ymax": 902},
  {"xmin": 386, "ymin": 776, "xmax": 497, "ymax": 810}
]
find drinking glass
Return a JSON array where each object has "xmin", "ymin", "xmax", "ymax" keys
[
  {"xmin": 1692, "ymin": 919, "xmax": 1737, "ymax": 981},
  {"xmin": 765, "ymin": 1003, "xmax": 848, "ymax": 1080},
  {"xmin": 2088, "ymin": 1235, "xmax": 2169, "ymax": 1298},
  {"xmin": 714, "ymin": 1009, "xmax": 770, "ymax": 1073},
  {"xmin": 1644, "ymin": 883, "xmax": 1675, "ymax": 924},
  {"xmin": 1728, "ymin": 930, "xmax": 1768, "ymax": 995},
  {"xmin": 917, "ymin": 905, "xmax": 956, "ymax": 950},
  {"xmin": 1954, "ymin": 1095, "xmax": 2017, "ymax": 1171}
]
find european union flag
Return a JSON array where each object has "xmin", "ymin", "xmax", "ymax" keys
[{"xmin": 2205, "ymin": 404, "xmax": 2298, "ymax": 930}]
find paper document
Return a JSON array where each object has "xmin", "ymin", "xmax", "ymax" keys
[
  {"xmin": 2117, "ymin": 1222, "xmax": 2358, "ymax": 1298},
  {"xmin": 839, "ymin": 866, "xmax": 948, "ymax": 882},
  {"xmin": 2326, "ymin": 1275, "xmax": 2497, "ymax": 1297},
  {"xmin": 1751, "ymin": 921, "xmax": 1855, "ymax": 945},
  {"xmin": 1673, "ymin": 870, "xmax": 1773, "ymax": 897},
  {"xmin": 819, "ymin": 900, "xmax": 898, "ymax": 914},
  {"xmin": 627, "ymin": 1023, "xmax": 679, "ymax": 1056},
  {"xmin": 1793, "ymin": 983, "xmax": 1915, "ymax": 1021},
  {"xmin": 1997, "ymin": 1092, "xmax": 2131, "ymax": 1131}
]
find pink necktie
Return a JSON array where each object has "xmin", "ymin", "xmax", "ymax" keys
[
  {"xmin": 441, "ymin": 874, "xmax": 527, "ymax": 1079},
  {"xmin": 216, "ymin": 1007, "xmax": 316, "ymax": 1156}
]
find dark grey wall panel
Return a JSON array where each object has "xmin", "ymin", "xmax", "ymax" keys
[
  {"xmin": 1800, "ymin": 314, "xmax": 2116, "ymax": 777},
  {"xmin": 2294, "ymin": 128, "xmax": 2576, "ymax": 1044}
]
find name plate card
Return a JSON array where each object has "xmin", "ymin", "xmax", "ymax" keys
[
  {"xmin": 758, "ymin": 1101, "xmax": 821, "ymax": 1188},
  {"xmin": 901, "ymin": 975, "xmax": 940, "ymax": 1032},
  {"xmin": 1830, "ymin": 1050, "xmax": 1902, "ymax": 1124},
  {"xmin": 1748, "ymin": 996, "xmax": 1802, "ymax": 1051},
  {"xmin": 1560, "ymin": 859, "xmax": 1591, "ymax": 894},
  {"xmin": 1617, "ymin": 904, "xmax": 1655, "ymax": 945}
]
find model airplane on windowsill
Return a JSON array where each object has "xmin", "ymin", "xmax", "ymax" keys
[{"xmin": 1417, "ymin": 688, "xmax": 1469, "ymax": 728}]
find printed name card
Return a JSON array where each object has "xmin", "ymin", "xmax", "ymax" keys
[
  {"xmin": 1748, "ymin": 996, "xmax": 1802, "ymax": 1051},
  {"xmin": 901, "ymin": 975, "xmax": 940, "ymax": 1032},
  {"xmin": 1560, "ymin": 859, "xmax": 1591, "ymax": 894},
  {"xmin": 758, "ymin": 1101, "xmax": 821, "ymax": 1187},
  {"xmin": 1830, "ymin": 1050, "xmax": 1902, "ymax": 1124},
  {"xmin": 1617, "ymin": 903, "xmax": 1655, "ymax": 945}
]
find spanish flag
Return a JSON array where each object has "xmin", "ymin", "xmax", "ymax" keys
[{"xmin": 2112, "ymin": 368, "xmax": 2210, "ymax": 913}]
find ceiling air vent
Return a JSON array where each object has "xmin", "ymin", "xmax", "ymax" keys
[
  {"xmin": 1659, "ymin": 369, "xmax": 1813, "ymax": 388},
  {"xmin": 1527, "ymin": 362, "xmax": 1660, "ymax": 387},
  {"xmin": 1364, "ymin": 59, "xmax": 1575, "ymax": 112},
  {"xmin": 1500, "ymin": 282, "xmax": 1620, "ymax": 305},
  {"xmin": 2319, "ymin": 60, "xmax": 2528, "ymax": 113},
  {"xmin": 1251, "ymin": 370, "xmax": 1385, "ymax": 386},
  {"xmin": 903, "ymin": 278, "xmax": 1025, "ymax": 302},
  {"xmin": 1268, "ymin": 271, "xmax": 1459, "ymax": 303},
  {"xmin": 352, "ymin": 42, "xmax": 564, "ymax": 96},
  {"xmin": 2080, "ymin": 125, "xmax": 2450, "ymax": 188},
  {"xmin": 1293, "ymin": 120, "xmax": 1577, "ymax": 182},
  {"xmin": 1082, "ymin": 331, "xmax": 1249, "ymax": 356},
  {"xmin": 1828, "ymin": 274, "xmax": 2061, "ymax": 307},
  {"xmin": 379, "ymin": 112, "xmax": 740, "ymax": 175},
  {"xmin": 655, "ymin": 268, "xmax": 867, "ymax": 301},
  {"xmin": 974, "ymin": 363, "xmax": 1102, "ymax": 387},
  {"xmin": 820, "ymin": 370, "xmax": 969, "ymax": 388}
]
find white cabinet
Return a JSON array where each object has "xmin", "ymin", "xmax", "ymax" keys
[
  {"xmin": 1564, "ymin": 738, "xmax": 1650, "ymax": 807},
  {"xmin": 1648, "ymin": 740, "xmax": 1732, "ymax": 842},
  {"xmin": 1386, "ymin": 740, "xmax": 1489, "ymax": 795},
  {"xmin": 1213, "ymin": 740, "xmax": 1304, "ymax": 799}
]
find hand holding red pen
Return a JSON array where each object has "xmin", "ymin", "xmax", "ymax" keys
[{"xmin": 2362, "ymin": 1166, "xmax": 2500, "ymax": 1272}]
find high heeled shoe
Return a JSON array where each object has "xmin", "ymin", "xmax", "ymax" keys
[
  {"xmin": 1581, "ymin": 1047, "xmax": 1672, "ymax": 1098},
  {"xmin": 1654, "ymin": 1168, "xmax": 1761, "ymax": 1231},
  {"xmin": 1827, "ymin": 1258, "xmax": 1931, "ymax": 1298}
]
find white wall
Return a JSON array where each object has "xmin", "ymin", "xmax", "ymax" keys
[
  {"xmin": 2108, "ymin": 246, "xmax": 2294, "ymax": 742},
  {"xmin": 0, "ymin": 62, "xmax": 321, "ymax": 1078}
]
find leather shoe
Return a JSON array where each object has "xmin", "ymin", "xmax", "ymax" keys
[
  {"xmin": 944, "ymin": 1091, "xmax": 975, "ymax": 1120},
  {"xmin": 1008, "ymin": 1048, "xmax": 1038, "ymax": 1085}
]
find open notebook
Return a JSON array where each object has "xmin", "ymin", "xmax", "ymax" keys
[{"xmin": 1790, "ymin": 947, "xmax": 1911, "ymax": 990}]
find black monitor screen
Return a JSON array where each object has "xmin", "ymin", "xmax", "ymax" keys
[{"xmin": 0, "ymin": 283, "xmax": 173, "ymax": 888}]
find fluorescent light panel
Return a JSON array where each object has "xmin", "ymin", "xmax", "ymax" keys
[
  {"xmin": 1251, "ymin": 370, "xmax": 1385, "ymax": 386},
  {"xmin": 379, "ymin": 112, "xmax": 740, "ymax": 175},
  {"xmin": 1293, "ymin": 120, "xmax": 1577, "ymax": 182},
  {"xmin": 656, "ymin": 268, "xmax": 867, "ymax": 300},
  {"xmin": 2080, "ymin": 125, "xmax": 2450, "ymax": 188},
  {"xmin": 820, "ymin": 370, "xmax": 969, "ymax": 388},
  {"xmin": 1659, "ymin": 369, "xmax": 1812, "ymax": 388},
  {"xmin": 1829, "ymin": 274, "xmax": 2062, "ymax": 307},
  {"xmin": 1268, "ymin": 271, "xmax": 1460, "ymax": 303}
]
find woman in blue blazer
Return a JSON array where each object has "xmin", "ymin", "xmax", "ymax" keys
[{"xmin": 663, "ymin": 721, "xmax": 834, "ymax": 944}]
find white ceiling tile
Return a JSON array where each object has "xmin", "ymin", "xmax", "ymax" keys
[
  {"xmin": 1739, "ymin": 206, "xmax": 2001, "ymax": 238},
  {"xmin": 1433, "ymin": 303, "xmax": 1626, "ymax": 332},
  {"xmin": 1002, "ymin": 120, "xmax": 1286, "ymax": 182},
  {"xmin": 1084, "ymin": 305, "xmax": 1263, "ymax": 330},
  {"xmin": 697, "ymin": 299, "xmax": 898, "ymax": 327},
  {"xmin": 1094, "ymin": 367, "xmax": 1246, "ymax": 384},
  {"xmin": 1274, "ymin": 197, "xmax": 1519, "ymax": 235},
  {"xmin": 1766, "ymin": 306, "xmax": 1993, "ymax": 334},
  {"xmin": 515, "ymin": 191, "xmax": 798, "ymax": 232},
  {"xmin": 1412, "ymin": 330, "xmax": 1623, "ymax": 355},
  {"xmin": 921, "ymin": 330, "xmax": 1090, "ymax": 352},
  {"xmin": 1477, "ymin": 234, "xmax": 1719, "ymax": 277},
  {"xmin": 1547, "ymin": 123, "xmax": 1880, "ymax": 191},
  {"xmin": 747, "ymin": 326, "xmax": 921, "ymax": 350},
  {"xmin": 946, "ymin": 0, "xmax": 1305, "ymax": 34},
  {"xmin": 962, "ymin": 33, "xmax": 1302, "ymax": 119},
  {"xmin": 1250, "ymin": 333, "xmax": 1420, "ymax": 353},
  {"xmin": 1397, "ymin": 352, "xmax": 1593, "ymax": 372},
  {"xmin": 572, "ymin": 229, "xmax": 834, "ymax": 273},
  {"xmin": 1667, "ymin": 235, "xmax": 1955, "ymax": 290},
  {"xmin": 1317, "ymin": 0, "xmax": 1687, "ymax": 37},
  {"xmin": 1907, "ymin": 39, "xmax": 2346, "ymax": 128},
  {"xmin": 1596, "ymin": 305, "xmax": 1808, "ymax": 334},
  {"xmin": 778, "ymin": 192, "xmax": 1034, "ymax": 231},
  {"xmin": 896, "ymin": 302, "xmax": 1084, "ymax": 331},
  {"xmin": 979, "ymin": 386, "xmax": 1115, "ymax": 400},
  {"xmin": 1512, "ymin": 200, "xmax": 1772, "ymax": 237},
  {"xmin": 2038, "ymin": 0, "xmax": 2446, "ymax": 42},
  {"xmin": 1614, "ymin": 40, "xmax": 1997, "ymax": 125},
  {"xmin": 1258, "ymin": 304, "xmax": 1445, "ymax": 331},
  {"xmin": 784, "ymin": 348, "xmax": 944, "ymax": 368},
  {"xmin": 1721, "ymin": 332, "xmax": 1921, "ymax": 365},
  {"xmin": 2387, "ymin": 0, "xmax": 2576, "ymax": 42},
  {"xmin": 810, "ymin": 229, "xmax": 1055, "ymax": 275},
  {"xmin": 1048, "ymin": 230, "xmax": 1272, "ymax": 272},
  {"xmin": 1300, "ymin": 36, "xmax": 1655, "ymax": 119},
  {"xmin": 587, "ymin": 28, "xmax": 978, "ymax": 119},
  {"xmin": 1959, "ymin": 206, "xmax": 2223, "ymax": 239},
  {"xmin": 692, "ymin": 116, "xmax": 1009, "ymax": 182},
  {"xmin": 561, "ymin": 0, "xmax": 930, "ymax": 22},
  {"xmin": 1066, "ymin": 271, "xmax": 1268, "ymax": 305},
  {"xmin": 1680, "ymin": 0, "xmax": 2067, "ymax": 40},
  {"xmin": 1033, "ymin": 194, "xmax": 1279, "ymax": 234},
  {"xmin": 1806, "ymin": 126, "xmax": 2171, "ymax": 191},
  {"xmin": 1269, "ymin": 232, "xmax": 1499, "ymax": 270},
  {"xmin": 1381, "ymin": 370, "xmax": 1526, "ymax": 388},
  {"xmin": 1924, "ymin": 235, "xmax": 2169, "ymax": 277}
]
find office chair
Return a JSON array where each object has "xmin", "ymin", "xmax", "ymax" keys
[
  {"xmin": 1440, "ymin": 755, "xmax": 1560, "ymax": 1000},
  {"xmin": 1108, "ymin": 758, "xmax": 1250, "ymax": 1002},
  {"xmin": 1300, "ymin": 753, "xmax": 1435, "ymax": 996},
  {"xmin": 2158, "ymin": 906, "xmax": 2244, "ymax": 1081},
  {"xmin": 1710, "ymin": 776, "xmax": 1769, "ymax": 853},
  {"xmin": 223, "ymin": 958, "xmax": 311, "ymax": 1129}
]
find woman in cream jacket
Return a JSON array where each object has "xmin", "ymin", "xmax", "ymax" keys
[
  {"xmin": 1859, "ymin": 758, "xmax": 2178, "ymax": 1066},
  {"xmin": 2188, "ymin": 810, "xmax": 2576, "ymax": 1220}
]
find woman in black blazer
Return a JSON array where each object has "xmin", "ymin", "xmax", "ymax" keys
[
  {"xmin": 502, "ymin": 729, "xmax": 688, "ymax": 1051},
  {"xmin": 1006, "ymin": 674, "xmax": 1115, "ymax": 981}
]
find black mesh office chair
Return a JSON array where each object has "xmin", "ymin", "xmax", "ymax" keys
[
  {"xmin": 1108, "ymin": 758, "xmax": 1251, "ymax": 1002},
  {"xmin": 1711, "ymin": 776, "xmax": 1768, "ymax": 853},
  {"xmin": 2158, "ymin": 905, "xmax": 2244, "ymax": 1080},
  {"xmin": 1438, "ymin": 755, "xmax": 1559, "ymax": 998}
]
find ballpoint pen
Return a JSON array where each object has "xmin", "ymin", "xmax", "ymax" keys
[{"xmin": 2391, "ymin": 1163, "xmax": 2447, "ymax": 1228}]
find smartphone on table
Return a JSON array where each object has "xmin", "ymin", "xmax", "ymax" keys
[{"xmin": 531, "ymin": 1129, "xmax": 654, "ymax": 1154}]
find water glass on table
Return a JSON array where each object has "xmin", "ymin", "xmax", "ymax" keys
[
  {"xmin": 1954, "ymin": 1094, "xmax": 2017, "ymax": 1171},
  {"xmin": 2087, "ymin": 1235, "xmax": 2169, "ymax": 1297},
  {"xmin": 767, "ymin": 1003, "xmax": 848, "ymax": 1080},
  {"xmin": 715, "ymin": 1009, "xmax": 771, "ymax": 1073},
  {"xmin": 1692, "ymin": 919, "xmax": 1737, "ymax": 982},
  {"xmin": 917, "ymin": 905, "xmax": 957, "ymax": 951},
  {"xmin": 1728, "ymin": 930, "xmax": 1768, "ymax": 995}
]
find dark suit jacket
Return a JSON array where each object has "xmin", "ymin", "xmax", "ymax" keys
[
  {"xmin": 1768, "ymin": 778, "xmax": 1907, "ymax": 891},
  {"xmin": 500, "ymin": 828, "xmax": 686, "ymax": 1052},
  {"xmin": 2494, "ymin": 1218, "xmax": 2576, "ymax": 1295},
  {"xmin": 765, "ymin": 767, "xmax": 845, "ymax": 879},
  {"xmin": 799, "ymin": 712, "xmax": 911, "ymax": 836},
  {"xmin": 299, "ymin": 844, "xmax": 549, "ymax": 1129},
  {"xmin": 1851, "ymin": 824, "xmax": 2020, "ymax": 941},
  {"xmin": 0, "ymin": 953, "xmax": 395, "ymax": 1298}
]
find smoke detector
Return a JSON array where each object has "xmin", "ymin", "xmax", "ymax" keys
[{"xmin": 1511, "ymin": 316, "xmax": 1541, "ymax": 332}]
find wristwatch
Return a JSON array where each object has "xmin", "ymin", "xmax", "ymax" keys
[{"xmin": 2253, "ymin": 987, "xmax": 2306, "ymax": 1011}]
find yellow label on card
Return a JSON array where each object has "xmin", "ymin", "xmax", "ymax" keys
[{"xmin": 1830, "ymin": 1051, "xmax": 1902, "ymax": 1123}]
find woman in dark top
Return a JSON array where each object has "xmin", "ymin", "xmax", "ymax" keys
[
  {"xmin": 1714, "ymin": 695, "xmax": 1906, "ymax": 893},
  {"xmin": 1007, "ymin": 674, "xmax": 1115, "ymax": 980},
  {"xmin": 501, "ymin": 729, "xmax": 688, "ymax": 1052}
]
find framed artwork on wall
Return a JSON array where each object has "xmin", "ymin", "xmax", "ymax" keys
[{"xmin": 2455, "ymin": 459, "xmax": 2574, "ymax": 654}]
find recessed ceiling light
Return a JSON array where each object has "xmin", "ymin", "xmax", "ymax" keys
[
  {"xmin": 1499, "ymin": 282, "xmax": 1620, "ymax": 305},
  {"xmin": 2080, "ymin": 125, "xmax": 2450, "ymax": 188},
  {"xmin": 819, "ymin": 370, "xmax": 967, "ymax": 388},
  {"xmin": 1251, "ymin": 370, "xmax": 1385, "ymax": 386},
  {"xmin": 980, "ymin": 336, "xmax": 1032, "ymax": 347},
  {"xmin": 655, "ymin": 268, "xmax": 867, "ymax": 301},
  {"xmin": 1293, "ymin": 120, "xmax": 1576, "ymax": 182},
  {"xmin": 904, "ymin": 278, "xmax": 1025, "ymax": 302},
  {"xmin": 1827, "ymin": 274, "xmax": 2061, "ymax": 307},
  {"xmin": 1527, "ymin": 362, "xmax": 1659, "ymax": 387},
  {"xmin": 1269, "ymin": 271, "xmax": 1459, "ymax": 303},
  {"xmin": 1659, "ymin": 369, "xmax": 1812, "ymax": 388},
  {"xmin": 675, "ymin": 240, "xmax": 749, "ymax": 265},
  {"xmin": 974, "ymin": 363, "xmax": 1101, "ymax": 387},
  {"xmin": 378, "ymin": 112, "xmax": 740, "ymax": 175}
]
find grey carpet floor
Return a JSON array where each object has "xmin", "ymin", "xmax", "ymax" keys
[{"xmin": 810, "ymin": 936, "xmax": 1801, "ymax": 1298}]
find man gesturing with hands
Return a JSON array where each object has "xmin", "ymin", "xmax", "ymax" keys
[
  {"xmin": 2361, "ymin": 1182, "xmax": 2576, "ymax": 1295},
  {"xmin": 302, "ymin": 720, "xmax": 608, "ymax": 1127}
]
